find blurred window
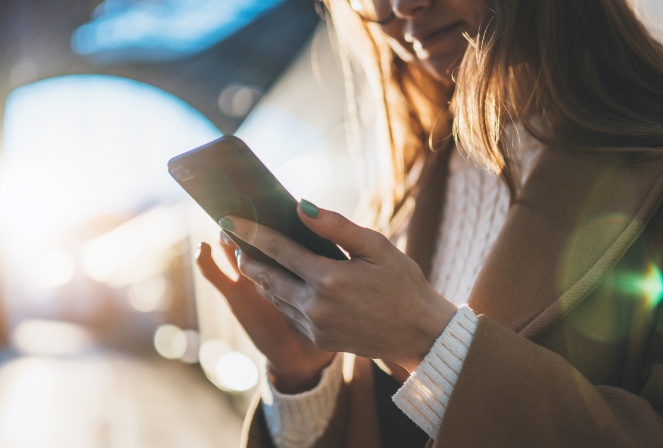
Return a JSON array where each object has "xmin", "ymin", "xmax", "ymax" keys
[{"xmin": 0, "ymin": 74, "xmax": 220, "ymax": 316}]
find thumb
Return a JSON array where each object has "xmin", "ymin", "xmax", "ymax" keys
[{"xmin": 297, "ymin": 200, "xmax": 387, "ymax": 259}]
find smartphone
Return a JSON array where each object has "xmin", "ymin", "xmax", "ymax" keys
[{"xmin": 168, "ymin": 135, "xmax": 347, "ymax": 272}]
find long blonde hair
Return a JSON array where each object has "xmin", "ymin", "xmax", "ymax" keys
[
  {"xmin": 325, "ymin": 0, "xmax": 663, "ymax": 230},
  {"xmin": 454, "ymin": 0, "xmax": 663, "ymax": 171}
]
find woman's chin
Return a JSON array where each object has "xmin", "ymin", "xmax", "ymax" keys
[{"xmin": 418, "ymin": 55, "xmax": 462, "ymax": 87}]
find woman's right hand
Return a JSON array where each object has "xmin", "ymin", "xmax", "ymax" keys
[{"xmin": 195, "ymin": 234, "xmax": 336, "ymax": 394}]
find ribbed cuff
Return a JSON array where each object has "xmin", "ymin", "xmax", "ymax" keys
[
  {"xmin": 393, "ymin": 305, "xmax": 479, "ymax": 439},
  {"xmin": 261, "ymin": 353, "xmax": 343, "ymax": 448}
]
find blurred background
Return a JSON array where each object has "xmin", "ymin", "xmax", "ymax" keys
[{"xmin": 0, "ymin": 1, "xmax": 661, "ymax": 447}]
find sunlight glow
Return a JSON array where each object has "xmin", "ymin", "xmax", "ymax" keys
[
  {"xmin": 30, "ymin": 250, "xmax": 76, "ymax": 290},
  {"xmin": 80, "ymin": 205, "xmax": 189, "ymax": 287},
  {"xmin": 127, "ymin": 276, "xmax": 170, "ymax": 312},
  {"xmin": 0, "ymin": 75, "xmax": 220, "ymax": 298},
  {"xmin": 213, "ymin": 351, "xmax": 259, "ymax": 393},
  {"xmin": 11, "ymin": 320, "xmax": 95, "ymax": 356},
  {"xmin": 199, "ymin": 338, "xmax": 231, "ymax": 377}
]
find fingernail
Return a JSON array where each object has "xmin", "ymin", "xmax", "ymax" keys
[
  {"xmin": 235, "ymin": 248, "xmax": 240, "ymax": 260},
  {"xmin": 300, "ymin": 200, "xmax": 320, "ymax": 218},
  {"xmin": 218, "ymin": 216, "xmax": 234, "ymax": 231},
  {"xmin": 219, "ymin": 231, "xmax": 233, "ymax": 245}
]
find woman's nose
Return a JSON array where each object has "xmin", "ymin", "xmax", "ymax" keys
[{"xmin": 391, "ymin": 0, "xmax": 432, "ymax": 18}]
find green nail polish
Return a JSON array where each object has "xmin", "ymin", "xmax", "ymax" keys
[
  {"xmin": 218, "ymin": 217, "xmax": 234, "ymax": 231},
  {"xmin": 300, "ymin": 200, "xmax": 320, "ymax": 218}
]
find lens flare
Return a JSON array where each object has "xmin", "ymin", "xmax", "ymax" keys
[{"xmin": 614, "ymin": 263, "xmax": 663, "ymax": 310}]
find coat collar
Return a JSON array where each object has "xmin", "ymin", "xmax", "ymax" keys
[
  {"xmin": 407, "ymin": 147, "xmax": 663, "ymax": 340},
  {"xmin": 467, "ymin": 149, "xmax": 663, "ymax": 338}
]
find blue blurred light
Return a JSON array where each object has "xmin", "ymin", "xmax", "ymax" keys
[{"xmin": 71, "ymin": 0, "xmax": 286, "ymax": 63}]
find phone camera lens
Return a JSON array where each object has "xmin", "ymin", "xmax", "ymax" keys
[{"xmin": 171, "ymin": 166, "xmax": 194, "ymax": 182}]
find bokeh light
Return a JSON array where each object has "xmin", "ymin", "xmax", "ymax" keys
[
  {"xmin": 154, "ymin": 324, "xmax": 188, "ymax": 360},
  {"xmin": 199, "ymin": 338, "xmax": 231, "ymax": 377},
  {"xmin": 213, "ymin": 352, "xmax": 259, "ymax": 393},
  {"xmin": 127, "ymin": 276, "xmax": 170, "ymax": 312},
  {"xmin": 218, "ymin": 83, "xmax": 263, "ymax": 118},
  {"xmin": 154, "ymin": 325, "xmax": 201, "ymax": 363}
]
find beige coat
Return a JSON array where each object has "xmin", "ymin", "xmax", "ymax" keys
[{"xmin": 243, "ymin": 147, "xmax": 663, "ymax": 447}]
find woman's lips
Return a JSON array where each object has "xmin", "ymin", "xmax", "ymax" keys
[{"xmin": 407, "ymin": 21, "xmax": 464, "ymax": 56}]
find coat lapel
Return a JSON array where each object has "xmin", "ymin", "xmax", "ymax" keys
[{"xmin": 467, "ymin": 149, "xmax": 663, "ymax": 339}]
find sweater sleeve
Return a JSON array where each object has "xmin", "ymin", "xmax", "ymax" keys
[
  {"xmin": 260, "ymin": 352, "xmax": 344, "ymax": 448},
  {"xmin": 392, "ymin": 305, "xmax": 479, "ymax": 438}
]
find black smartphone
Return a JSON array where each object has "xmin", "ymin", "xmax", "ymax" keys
[{"xmin": 168, "ymin": 135, "xmax": 347, "ymax": 271}]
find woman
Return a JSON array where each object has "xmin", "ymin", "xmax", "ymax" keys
[{"xmin": 196, "ymin": 0, "xmax": 663, "ymax": 446}]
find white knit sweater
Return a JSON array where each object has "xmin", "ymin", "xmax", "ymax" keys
[{"xmin": 261, "ymin": 140, "xmax": 540, "ymax": 446}]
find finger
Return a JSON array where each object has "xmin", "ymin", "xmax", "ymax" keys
[
  {"xmin": 215, "ymin": 232, "xmax": 241, "ymax": 278},
  {"xmin": 297, "ymin": 200, "xmax": 388, "ymax": 259},
  {"xmin": 195, "ymin": 242, "xmax": 234, "ymax": 290},
  {"xmin": 220, "ymin": 216, "xmax": 329, "ymax": 280},
  {"xmin": 238, "ymin": 250, "xmax": 310, "ymax": 310},
  {"xmin": 219, "ymin": 230, "xmax": 236, "ymax": 247},
  {"xmin": 254, "ymin": 284, "xmax": 312, "ymax": 337}
]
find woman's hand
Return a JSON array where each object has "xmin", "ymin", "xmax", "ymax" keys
[
  {"xmin": 195, "ymin": 234, "xmax": 336, "ymax": 394},
  {"xmin": 222, "ymin": 201, "xmax": 458, "ymax": 373}
]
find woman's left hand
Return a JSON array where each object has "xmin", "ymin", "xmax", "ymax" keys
[{"xmin": 222, "ymin": 202, "xmax": 457, "ymax": 373}]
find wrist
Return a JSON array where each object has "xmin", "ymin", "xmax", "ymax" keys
[
  {"xmin": 268, "ymin": 352, "xmax": 336, "ymax": 394},
  {"xmin": 400, "ymin": 290, "xmax": 457, "ymax": 373}
]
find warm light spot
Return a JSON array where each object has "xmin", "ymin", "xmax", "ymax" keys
[
  {"xmin": 180, "ymin": 330, "xmax": 201, "ymax": 364},
  {"xmin": 80, "ymin": 205, "xmax": 189, "ymax": 287},
  {"xmin": 153, "ymin": 326, "xmax": 199, "ymax": 363},
  {"xmin": 30, "ymin": 250, "xmax": 76, "ymax": 289},
  {"xmin": 199, "ymin": 338, "xmax": 231, "ymax": 379},
  {"xmin": 11, "ymin": 319, "xmax": 95, "ymax": 356},
  {"xmin": 153, "ymin": 324, "xmax": 188, "ymax": 360},
  {"xmin": 80, "ymin": 228, "xmax": 144, "ymax": 283},
  {"xmin": 127, "ymin": 276, "xmax": 169, "ymax": 312},
  {"xmin": 213, "ymin": 351, "xmax": 259, "ymax": 392},
  {"xmin": 0, "ymin": 75, "xmax": 221, "ymax": 302}
]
